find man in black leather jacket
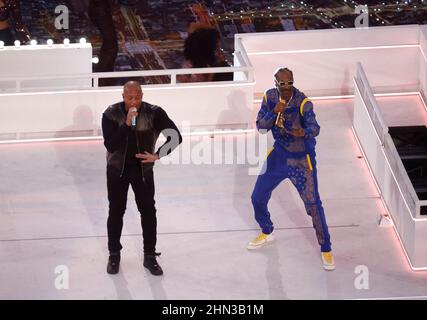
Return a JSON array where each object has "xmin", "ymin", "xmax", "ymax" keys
[{"xmin": 102, "ymin": 81, "xmax": 182, "ymax": 276}]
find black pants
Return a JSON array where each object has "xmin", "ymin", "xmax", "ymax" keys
[
  {"xmin": 88, "ymin": 0, "xmax": 118, "ymax": 81},
  {"xmin": 107, "ymin": 165, "xmax": 157, "ymax": 255}
]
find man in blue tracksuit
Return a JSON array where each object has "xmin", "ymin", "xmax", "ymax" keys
[{"xmin": 247, "ymin": 67, "xmax": 335, "ymax": 270}]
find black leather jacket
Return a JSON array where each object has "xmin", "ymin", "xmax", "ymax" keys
[
  {"xmin": 0, "ymin": 0, "xmax": 30, "ymax": 43},
  {"xmin": 102, "ymin": 101, "xmax": 182, "ymax": 175}
]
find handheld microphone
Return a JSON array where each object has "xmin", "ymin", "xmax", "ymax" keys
[
  {"xmin": 275, "ymin": 98, "xmax": 286, "ymax": 128},
  {"xmin": 130, "ymin": 107, "xmax": 137, "ymax": 128}
]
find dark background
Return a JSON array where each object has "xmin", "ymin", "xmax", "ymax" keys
[{"xmin": 20, "ymin": 1, "xmax": 427, "ymax": 79}]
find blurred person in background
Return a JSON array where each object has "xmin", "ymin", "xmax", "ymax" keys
[
  {"xmin": 0, "ymin": 0, "xmax": 30, "ymax": 45},
  {"xmin": 177, "ymin": 24, "xmax": 232, "ymax": 83}
]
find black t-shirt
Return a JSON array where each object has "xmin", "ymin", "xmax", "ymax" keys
[{"xmin": 124, "ymin": 127, "xmax": 140, "ymax": 167}]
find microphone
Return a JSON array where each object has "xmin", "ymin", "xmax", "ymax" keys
[
  {"xmin": 130, "ymin": 107, "xmax": 137, "ymax": 128},
  {"xmin": 275, "ymin": 98, "xmax": 286, "ymax": 128}
]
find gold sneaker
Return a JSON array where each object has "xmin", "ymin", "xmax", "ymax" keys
[
  {"xmin": 321, "ymin": 251, "xmax": 335, "ymax": 271},
  {"xmin": 247, "ymin": 232, "xmax": 274, "ymax": 250}
]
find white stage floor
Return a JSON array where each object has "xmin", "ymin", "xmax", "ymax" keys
[{"xmin": 1, "ymin": 96, "xmax": 427, "ymax": 300}]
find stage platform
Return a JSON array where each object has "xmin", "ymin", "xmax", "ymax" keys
[{"xmin": 1, "ymin": 96, "xmax": 427, "ymax": 299}]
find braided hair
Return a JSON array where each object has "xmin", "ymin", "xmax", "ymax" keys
[{"xmin": 274, "ymin": 67, "xmax": 293, "ymax": 78}]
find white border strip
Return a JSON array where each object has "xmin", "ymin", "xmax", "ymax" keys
[
  {"xmin": 253, "ymin": 92, "xmax": 422, "ymax": 103},
  {"xmin": 0, "ymin": 136, "xmax": 103, "ymax": 144},
  {"xmin": 247, "ymin": 44, "xmax": 419, "ymax": 55},
  {"xmin": 418, "ymin": 92, "xmax": 427, "ymax": 113},
  {"xmin": 351, "ymin": 295, "xmax": 427, "ymax": 300},
  {"xmin": 374, "ymin": 92, "xmax": 420, "ymax": 97},
  {"xmin": 0, "ymin": 128, "xmax": 256, "ymax": 145},
  {"xmin": 0, "ymin": 81, "xmax": 256, "ymax": 96}
]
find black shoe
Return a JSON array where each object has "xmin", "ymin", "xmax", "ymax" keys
[
  {"xmin": 143, "ymin": 253, "xmax": 163, "ymax": 276},
  {"xmin": 107, "ymin": 253, "xmax": 120, "ymax": 274}
]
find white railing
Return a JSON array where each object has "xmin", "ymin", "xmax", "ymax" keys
[
  {"xmin": 0, "ymin": 66, "xmax": 254, "ymax": 93},
  {"xmin": 354, "ymin": 62, "xmax": 426, "ymax": 268},
  {"xmin": 355, "ymin": 62, "xmax": 421, "ymax": 218},
  {"xmin": 382, "ymin": 133, "xmax": 420, "ymax": 217},
  {"xmin": 237, "ymin": 25, "xmax": 421, "ymax": 96},
  {"xmin": 234, "ymin": 36, "xmax": 254, "ymax": 82},
  {"xmin": 354, "ymin": 63, "xmax": 388, "ymax": 144},
  {"xmin": 0, "ymin": 41, "xmax": 254, "ymax": 93},
  {"xmin": 0, "ymin": 42, "xmax": 256, "ymax": 140}
]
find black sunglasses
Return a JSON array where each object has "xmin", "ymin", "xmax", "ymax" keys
[{"xmin": 275, "ymin": 80, "xmax": 294, "ymax": 87}]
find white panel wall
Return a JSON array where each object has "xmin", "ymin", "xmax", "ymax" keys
[
  {"xmin": 0, "ymin": 44, "xmax": 92, "ymax": 91},
  {"xmin": 237, "ymin": 25, "xmax": 421, "ymax": 96},
  {"xmin": 353, "ymin": 84, "xmax": 416, "ymax": 267},
  {"xmin": 419, "ymin": 25, "xmax": 427, "ymax": 101},
  {"xmin": 415, "ymin": 221, "xmax": 427, "ymax": 267},
  {"xmin": 353, "ymin": 74, "xmax": 427, "ymax": 269},
  {"xmin": 240, "ymin": 25, "xmax": 420, "ymax": 52},
  {"xmin": 0, "ymin": 83, "xmax": 254, "ymax": 139},
  {"xmin": 248, "ymin": 48, "xmax": 419, "ymax": 96}
]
